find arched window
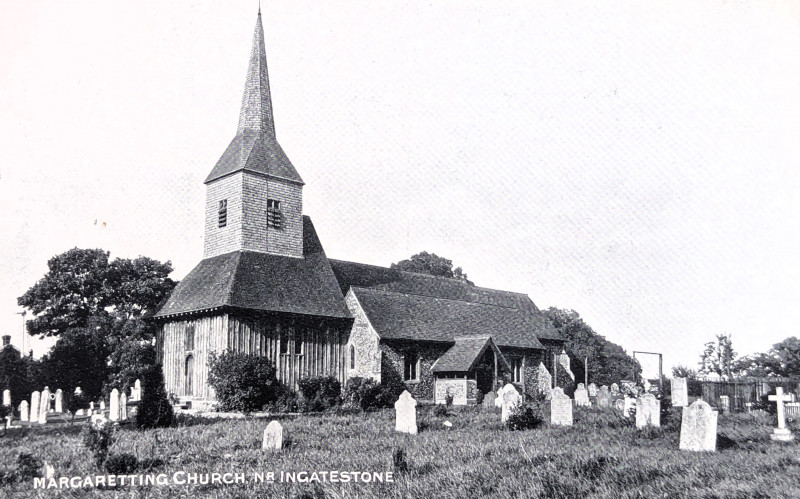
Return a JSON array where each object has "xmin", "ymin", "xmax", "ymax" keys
[{"xmin": 350, "ymin": 345, "xmax": 356, "ymax": 370}]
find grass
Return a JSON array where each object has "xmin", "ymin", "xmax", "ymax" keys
[{"xmin": 0, "ymin": 405, "xmax": 799, "ymax": 498}]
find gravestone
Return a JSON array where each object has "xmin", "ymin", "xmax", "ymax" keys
[
  {"xmin": 610, "ymin": 383, "xmax": 620, "ymax": 397},
  {"xmin": 100, "ymin": 401, "xmax": 105, "ymax": 411},
  {"xmin": 623, "ymin": 396, "xmax": 635, "ymax": 417},
  {"xmin": 537, "ymin": 363, "xmax": 552, "ymax": 398},
  {"xmin": 588, "ymin": 383, "xmax": 598, "ymax": 397},
  {"xmin": 768, "ymin": 387, "xmax": 794, "ymax": 442},
  {"xmin": 120, "ymin": 393, "xmax": 128, "ymax": 421},
  {"xmin": 2, "ymin": 389, "xmax": 10, "ymax": 406},
  {"xmin": 262, "ymin": 420, "xmax": 284, "ymax": 450},
  {"xmin": 550, "ymin": 387, "xmax": 573, "ymax": 426},
  {"xmin": 395, "ymin": 391, "xmax": 418, "ymax": 434},
  {"xmin": 574, "ymin": 384, "xmax": 590, "ymax": 407},
  {"xmin": 134, "ymin": 379, "xmax": 142, "ymax": 401},
  {"xmin": 597, "ymin": 386, "xmax": 611, "ymax": 409},
  {"xmin": 495, "ymin": 384, "xmax": 509, "ymax": 408},
  {"xmin": 90, "ymin": 413, "xmax": 108, "ymax": 427},
  {"xmin": 109, "ymin": 389, "xmax": 120, "ymax": 422},
  {"xmin": 719, "ymin": 395, "xmax": 730, "ymax": 414},
  {"xmin": 30, "ymin": 392, "xmax": 40, "ymax": 424},
  {"xmin": 74, "ymin": 386, "xmax": 82, "ymax": 395},
  {"xmin": 483, "ymin": 392, "xmax": 497, "ymax": 410},
  {"xmin": 20, "ymin": 401, "xmax": 29, "ymax": 422},
  {"xmin": 54, "ymin": 389, "xmax": 63, "ymax": 413},
  {"xmin": 679, "ymin": 400, "xmax": 718, "ymax": 452},
  {"xmin": 501, "ymin": 385, "xmax": 522, "ymax": 423},
  {"xmin": 613, "ymin": 399, "xmax": 625, "ymax": 413},
  {"xmin": 40, "ymin": 387, "xmax": 51, "ymax": 414},
  {"xmin": 89, "ymin": 401, "xmax": 95, "ymax": 414},
  {"xmin": 671, "ymin": 377, "xmax": 688, "ymax": 407},
  {"xmin": 636, "ymin": 393, "xmax": 660, "ymax": 428}
]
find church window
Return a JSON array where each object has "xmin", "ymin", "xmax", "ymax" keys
[
  {"xmin": 218, "ymin": 199, "xmax": 228, "ymax": 228},
  {"xmin": 403, "ymin": 352, "xmax": 419, "ymax": 382},
  {"xmin": 511, "ymin": 358, "xmax": 522, "ymax": 383},
  {"xmin": 267, "ymin": 199, "xmax": 282, "ymax": 229},
  {"xmin": 280, "ymin": 329, "xmax": 289, "ymax": 355},
  {"xmin": 185, "ymin": 324, "xmax": 195, "ymax": 352},
  {"xmin": 294, "ymin": 329, "xmax": 303, "ymax": 355},
  {"xmin": 350, "ymin": 345, "xmax": 355, "ymax": 370}
]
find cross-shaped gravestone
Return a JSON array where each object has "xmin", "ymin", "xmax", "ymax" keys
[{"xmin": 768, "ymin": 387, "xmax": 794, "ymax": 442}]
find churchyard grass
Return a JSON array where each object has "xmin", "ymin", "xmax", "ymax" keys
[{"xmin": 1, "ymin": 406, "xmax": 799, "ymax": 498}]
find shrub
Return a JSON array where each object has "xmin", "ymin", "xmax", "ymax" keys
[
  {"xmin": 344, "ymin": 377, "xmax": 403, "ymax": 411},
  {"xmin": 265, "ymin": 386, "xmax": 299, "ymax": 413},
  {"xmin": 105, "ymin": 453, "xmax": 139, "ymax": 474},
  {"xmin": 135, "ymin": 365, "xmax": 173, "ymax": 428},
  {"xmin": 506, "ymin": 400, "xmax": 544, "ymax": 431},
  {"xmin": 16, "ymin": 453, "xmax": 42, "ymax": 480},
  {"xmin": 433, "ymin": 404, "xmax": 447, "ymax": 417},
  {"xmin": 207, "ymin": 351, "xmax": 282, "ymax": 412},
  {"xmin": 82, "ymin": 423, "xmax": 113, "ymax": 468},
  {"xmin": 298, "ymin": 376, "xmax": 342, "ymax": 412}
]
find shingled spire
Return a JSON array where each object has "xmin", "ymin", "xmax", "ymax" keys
[
  {"xmin": 237, "ymin": 10, "xmax": 275, "ymax": 137},
  {"xmin": 205, "ymin": 10, "xmax": 303, "ymax": 185}
]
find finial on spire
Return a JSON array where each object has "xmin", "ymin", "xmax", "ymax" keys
[
  {"xmin": 258, "ymin": 1, "xmax": 261, "ymax": 16},
  {"xmin": 236, "ymin": 9, "xmax": 275, "ymax": 137}
]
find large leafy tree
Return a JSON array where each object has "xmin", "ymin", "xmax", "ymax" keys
[
  {"xmin": 731, "ymin": 336, "xmax": 800, "ymax": 377},
  {"xmin": 391, "ymin": 251, "xmax": 472, "ymax": 284},
  {"xmin": 544, "ymin": 307, "xmax": 641, "ymax": 386},
  {"xmin": 698, "ymin": 333, "xmax": 736, "ymax": 378}
]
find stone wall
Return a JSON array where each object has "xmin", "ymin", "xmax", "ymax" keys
[
  {"xmin": 435, "ymin": 378, "xmax": 467, "ymax": 405},
  {"xmin": 344, "ymin": 291, "xmax": 381, "ymax": 383},
  {"xmin": 381, "ymin": 341, "xmax": 450, "ymax": 404}
]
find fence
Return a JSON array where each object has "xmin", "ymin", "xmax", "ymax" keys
[{"xmin": 700, "ymin": 377, "xmax": 800, "ymax": 412}]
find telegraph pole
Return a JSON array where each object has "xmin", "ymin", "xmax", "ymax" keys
[{"xmin": 16, "ymin": 311, "xmax": 27, "ymax": 355}]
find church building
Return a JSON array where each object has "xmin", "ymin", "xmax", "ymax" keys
[{"xmin": 153, "ymin": 10, "xmax": 565, "ymax": 407}]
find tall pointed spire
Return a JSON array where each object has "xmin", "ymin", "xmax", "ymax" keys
[{"xmin": 237, "ymin": 10, "xmax": 275, "ymax": 137}]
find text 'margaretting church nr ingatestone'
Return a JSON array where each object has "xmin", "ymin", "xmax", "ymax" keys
[{"xmin": 152, "ymin": 10, "xmax": 566, "ymax": 408}]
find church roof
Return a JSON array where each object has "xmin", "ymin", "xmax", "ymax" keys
[
  {"xmin": 154, "ymin": 217, "xmax": 351, "ymax": 320},
  {"xmin": 330, "ymin": 259, "xmax": 562, "ymax": 343},
  {"xmin": 205, "ymin": 11, "xmax": 303, "ymax": 185},
  {"xmin": 432, "ymin": 336, "xmax": 512, "ymax": 373}
]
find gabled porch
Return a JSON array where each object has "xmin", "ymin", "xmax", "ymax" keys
[{"xmin": 431, "ymin": 335, "xmax": 512, "ymax": 405}]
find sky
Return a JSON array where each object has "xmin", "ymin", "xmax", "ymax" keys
[{"xmin": 1, "ymin": 0, "xmax": 799, "ymax": 378}]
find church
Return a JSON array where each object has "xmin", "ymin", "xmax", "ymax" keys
[{"xmin": 153, "ymin": 10, "xmax": 565, "ymax": 407}]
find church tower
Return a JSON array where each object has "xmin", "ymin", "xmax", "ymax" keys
[{"xmin": 203, "ymin": 10, "xmax": 304, "ymax": 259}]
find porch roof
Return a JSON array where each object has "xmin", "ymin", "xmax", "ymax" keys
[{"xmin": 432, "ymin": 335, "xmax": 512, "ymax": 373}]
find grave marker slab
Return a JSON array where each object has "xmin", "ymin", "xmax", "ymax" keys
[
  {"xmin": 623, "ymin": 396, "xmax": 636, "ymax": 417},
  {"xmin": 671, "ymin": 377, "xmax": 688, "ymax": 407},
  {"xmin": 636, "ymin": 394, "xmax": 660, "ymax": 428},
  {"xmin": 768, "ymin": 387, "xmax": 794, "ymax": 442},
  {"xmin": 395, "ymin": 391, "xmax": 418, "ymax": 434},
  {"xmin": 588, "ymin": 383, "xmax": 598, "ymax": 397},
  {"xmin": 30, "ymin": 392, "xmax": 40, "ymax": 424},
  {"xmin": 2, "ymin": 389, "xmax": 10, "ymax": 406},
  {"xmin": 54, "ymin": 389, "xmax": 63, "ymax": 413},
  {"xmin": 501, "ymin": 385, "xmax": 522, "ymax": 423},
  {"xmin": 120, "ymin": 393, "xmax": 128, "ymax": 421},
  {"xmin": 262, "ymin": 420, "xmax": 284, "ymax": 450},
  {"xmin": 134, "ymin": 379, "xmax": 142, "ymax": 401},
  {"xmin": 38, "ymin": 390, "xmax": 48, "ymax": 424},
  {"xmin": 19, "ymin": 401, "xmax": 29, "ymax": 422},
  {"xmin": 574, "ymin": 384, "xmax": 590, "ymax": 407},
  {"xmin": 483, "ymin": 392, "xmax": 497, "ymax": 410},
  {"xmin": 109, "ymin": 389, "xmax": 120, "ymax": 422},
  {"xmin": 610, "ymin": 383, "xmax": 620, "ymax": 397},
  {"xmin": 550, "ymin": 387, "xmax": 573, "ymax": 426},
  {"xmin": 679, "ymin": 400, "xmax": 718, "ymax": 452},
  {"xmin": 597, "ymin": 386, "xmax": 611, "ymax": 409}
]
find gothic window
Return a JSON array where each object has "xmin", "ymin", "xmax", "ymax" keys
[
  {"xmin": 511, "ymin": 358, "xmax": 522, "ymax": 384},
  {"xmin": 267, "ymin": 199, "xmax": 282, "ymax": 229},
  {"xmin": 185, "ymin": 324, "xmax": 195, "ymax": 352},
  {"xmin": 218, "ymin": 199, "xmax": 228, "ymax": 228},
  {"xmin": 350, "ymin": 345, "xmax": 356, "ymax": 370},
  {"xmin": 403, "ymin": 352, "xmax": 419, "ymax": 382}
]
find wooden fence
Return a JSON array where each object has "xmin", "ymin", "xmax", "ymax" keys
[{"xmin": 700, "ymin": 378, "xmax": 799, "ymax": 412}]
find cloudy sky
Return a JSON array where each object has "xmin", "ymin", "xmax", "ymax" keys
[{"xmin": 1, "ymin": 1, "xmax": 798, "ymax": 377}]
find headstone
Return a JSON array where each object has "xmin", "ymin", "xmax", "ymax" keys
[
  {"xmin": 262, "ymin": 420, "xmax": 284, "ymax": 450},
  {"xmin": 679, "ymin": 400, "xmax": 718, "ymax": 452},
  {"xmin": 19, "ymin": 401, "xmax": 29, "ymax": 422},
  {"xmin": 588, "ymin": 383, "xmax": 598, "ymax": 397},
  {"xmin": 120, "ymin": 393, "xmax": 128, "ymax": 421},
  {"xmin": 75, "ymin": 409, "xmax": 84, "ymax": 416},
  {"xmin": 40, "ymin": 387, "xmax": 51, "ymax": 414},
  {"xmin": 483, "ymin": 392, "xmax": 497, "ymax": 410},
  {"xmin": 671, "ymin": 377, "xmax": 688, "ymax": 407},
  {"xmin": 597, "ymin": 386, "xmax": 611, "ymax": 409},
  {"xmin": 636, "ymin": 394, "xmax": 660, "ymax": 428},
  {"xmin": 719, "ymin": 395, "xmax": 730, "ymax": 414},
  {"xmin": 613, "ymin": 399, "xmax": 625, "ymax": 413},
  {"xmin": 134, "ymin": 379, "xmax": 142, "ymax": 401},
  {"xmin": 494, "ymin": 385, "xmax": 506, "ymax": 408},
  {"xmin": 109, "ymin": 389, "xmax": 120, "ymax": 422},
  {"xmin": 768, "ymin": 387, "xmax": 794, "ymax": 442},
  {"xmin": 610, "ymin": 383, "xmax": 620, "ymax": 397},
  {"xmin": 501, "ymin": 385, "xmax": 522, "ymax": 423},
  {"xmin": 623, "ymin": 396, "xmax": 636, "ymax": 417},
  {"xmin": 74, "ymin": 387, "xmax": 82, "ymax": 395},
  {"xmin": 2, "ymin": 389, "xmax": 10, "ymax": 406},
  {"xmin": 30, "ymin": 391, "xmax": 40, "ymax": 424},
  {"xmin": 89, "ymin": 401, "xmax": 95, "ymax": 413},
  {"xmin": 574, "ymin": 384, "xmax": 590, "ymax": 407},
  {"xmin": 54, "ymin": 389, "xmax": 63, "ymax": 413},
  {"xmin": 537, "ymin": 363, "xmax": 552, "ymax": 398},
  {"xmin": 100, "ymin": 400, "xmax": 105, "ymax": 411},
  {"xmin": 394, "ymin": 391, "xmax": 418, "ymax": 434},
  {"xmin": 550, "ymin": 387, "xmax": 573, "ymax": 426},
  {"xmin": 90, "ymin": 413, "xmax": 108, "ymax": 427}
]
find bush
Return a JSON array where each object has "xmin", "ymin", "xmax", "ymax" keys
[
  {"xmin": 83, "ymin": 423, "xmax": 113, "ymax": 468},
  {"xmin": 506, "ymin": 400, "xmax": 544, "ymax": 431},
  {"xmin": 344, "ymin": 377, "xmax": 403, "ymax": 411},
  {"xmin": 135, "ymin": 365, "xmax": 173, "ymax": 428},
  {"xmin": 433, "ymin": 404, "xmax": 448, "ymax": 417},
  {"xmin": 265, "ymin": 386, "xmax": 299, "ymax": 413},
  {"xmin": 555, "ymin": 368, "xmax": 575, "ymax": 398},
  {"xmin": 16, "ymin": 453, "xmax": 42, "ymax": 481},
  {"xmin": 207, "ymin": 351, "xmax": 282, "ymax": 412},
  {"xmin": 298, "ymin": 376, "xmax": 342, "ymax": 412},
  {"xmin": 105, "ymin": 453, "xmax": 139, "ymax": 474}
]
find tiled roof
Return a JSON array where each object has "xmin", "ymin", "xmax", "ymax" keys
[
  {"xmin": 432, "ymin": 336, "xmax": 511, "ymax": 373},
  {"xmin": 154, "ymin": 217, "xmax": 350, "ymax": 320},
  {"xmin": 331, "ymin": 259, "xmax": 562, "ymax": 342}
]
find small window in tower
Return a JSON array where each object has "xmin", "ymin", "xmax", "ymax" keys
[
  {"xmin": 218, "ymin": 199, "xmax": 228, "ymax": 228},
  {"xmin": 267, "ymin": 199, "xmax": 282, "ymax": 229}
]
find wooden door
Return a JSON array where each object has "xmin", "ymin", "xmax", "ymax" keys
[{"xmin": 185, "ymin": 355, "xmax": 194, "ymax": 397}]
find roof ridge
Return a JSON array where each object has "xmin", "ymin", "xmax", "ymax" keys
[{"xmin": 350, "ymin": 285, "xmax": 519, "ymax": 310}]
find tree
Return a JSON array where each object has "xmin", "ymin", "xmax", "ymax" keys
[
  {"xmin": 544, "ymin": 308, "xmax": 641, "ymax": 386},
  {"xmin": 390, "ymin": 251, "xmax": 472, "ymax": 284},
  {"xmin": 730, "ymin": 336, "xmax": 800, "ymax": 378},
  {"xmin": 671, "ymin": 365, "xmax": 698, "ymax": 379},
  {"xmin": 698, "ymin": 333, "xmax": 736, "ymax": 378}
]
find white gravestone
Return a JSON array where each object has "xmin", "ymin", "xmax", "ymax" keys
[
  {"xmin": 550, "ymin": 387, "xmax": 573, "ymax": 426},
  {"xmin": 623, "ymin": 396, "xmax": 636, "ymax": 417},
  {"xmin": 610, "ymin": 383, "xmax": 620, "ymax": 397},
  {"xmin": 588, "ymin": 383, "xmax": 598, "ymax": 398},
  {"xmin": 574, "ymin": 384, "xmax": 590, "ymax": 407},
  {"xmin": 495, "ymin": 384, "xmax": 510, "ymax": 408},
  {"xmin": 501, "ymin": 385, "xmax": 522, "ymax": 423},
  {"xmin": 680, "ymin": 400, "xmax": 718, "ymax": 452},
  {"xmin": 2, "ymin": 389, "xmax": 10, "ymax": 406},
  {"xmin": 636, "ymin": 394, "xmax": 660, "ymax": 428},
  {"xmin": 719, "ymin": 395, "xmax": 731, "ymax": 414},
  {"xmin": 30, "ymin": 392, "xmax": 40, "ymax": 424},
  {"xmin": 768, "ymin": 387, "xmax": 794, "ymax": 442},
  {"xmin": 54, "ymin": 389, "xmax": 63, "ymax": 413},
  {"xmin": 38, "ymin": 390, "xmax": 48, "ymax": 424},
  {"xmin": 597, "ymin": 386, "xmax": 611, "ymax": 409},
  {"xmin": 537, "ymin": 363, "xmax": 553, "ymax": 399},
  {"xmin": 120, "ymin": 393, "xmax": 128, "ymax": 421},
  {"xmin": 671, "ymin": 377, "xmax": 688, "ymax": 407},
  {"xmin": 262, "ymin": 420, "xmax": 284, "ymax": 450},
  {"xmin": 483, "ymin": 392, "xmax": 497, "ymax": 410},
  {"xmin": 395, "ymin": 390, "xmax": 418, "ymax": 434},
  {"xmin": 109, "ymin": 389, "xmax": 120, "ymax": 422},
  {"xmin": 89, "ymin": 401, "xmax": 95, "ymax": 414},
  {"xmin": 100, "ymin": 401, "xmax": 105, "ymax": 411},
  {"xmin": 19, "ymin": 401, "xmax": 29, "ymax": 422},
  {"xmin": 134, "ymin": 379, "xmax": 142, "ymax": 401}
]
